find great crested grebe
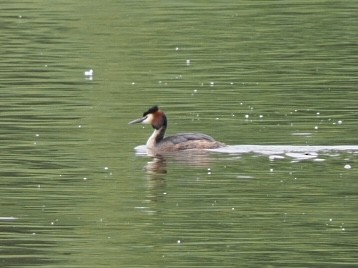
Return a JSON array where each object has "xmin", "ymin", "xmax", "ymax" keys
[{"xmin": 128, "ymin": 106, "xmax": 225, "ymax": 154}]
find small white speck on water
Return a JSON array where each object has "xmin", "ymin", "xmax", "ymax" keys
[
  {"xmin": 186, "ymin": 59, "xmax": 191, "ymax": 65},
  {"xmin": 314, "ymin": 126, "xmax": 318, "ymax": 130},
  {"xmin": 344, "ymin": 164, "xmax": 351, "ymax": 169},
  {"xmin": 316, "ymin": 112, "xmax": 320, "ymax": 115},
  {"xmin": 259, "ymin": 115, "xmax": 263, "ymax": 118},
  {"xmin": 131, "ymin": 82, "xmax": 136, "ymax": 85},
  {"xmin": 104, "ymin": 167, "xmax": 109, "ymax": 170},
  {"xmin": 83, "ymin": 177, "xmax": 87, "ymax": 181},
  {"xmin": 245, "ymin": 114, "xmax": 249, "ymax": 119},
  {"xmin": 337, "ymin": 120, "xmax": 343, "ymax": 125},
  {"xmin": 35, "ymin": 134, "xmax": 40, "ymax": 137},
  {"xmin": 210, "ymin": 82, "xmax": 214, "ymax": 86},
  {"xmin": 270, "ymin": 168, "xmax": 274, "ymax": 172},
  {"xmin": 84, "ymin": 69, "xmax": 93, "ymax": 76},
  {"xmin": 175, "ymin": 47, "xmax": 179, "ymax": 51},
  {"xmin": 177, "ymin": 240, "xmax": 181, "ymax": 244},
  {"xmin": 78, "ymin": 125, "xmax": 82, "ymax": 128}
]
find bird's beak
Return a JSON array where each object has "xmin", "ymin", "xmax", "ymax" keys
[{"xmin": 128, "ymin": 116, "xmax": 147, "ymax": 125}]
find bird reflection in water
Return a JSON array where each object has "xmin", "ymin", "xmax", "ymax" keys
[
  {"xmin": 142, "ymin": 151, "xmax": 217, "ymax": 205},
  {"xmin": 144, "ymin": 150, "xmax": 216, "ymax": 175}
]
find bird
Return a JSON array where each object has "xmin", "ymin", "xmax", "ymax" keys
[{"xmin": 128, "ymin": 105, "xmax": 225, "ymax": 155}]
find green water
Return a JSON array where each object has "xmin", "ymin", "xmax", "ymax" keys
[{"xmin": 0, "ymin": 1, "xmax": 357, "ymax": 267}]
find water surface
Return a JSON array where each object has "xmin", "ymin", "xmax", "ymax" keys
[{"xmin": 0, "ymin": 1, "xmax": 357, "ymax": 267}]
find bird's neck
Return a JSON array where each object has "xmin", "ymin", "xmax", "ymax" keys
[{"xmin": 146, "ymin": 126, "xmax": 166, "ymax": 149}]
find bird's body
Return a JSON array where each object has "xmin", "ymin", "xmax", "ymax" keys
[{"xmin": 129, "ymin": 106, "xmax": 224, "ymax": 155}]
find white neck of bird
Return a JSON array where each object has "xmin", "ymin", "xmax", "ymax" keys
[{"xmin": 146, "ymin": 127, "xmax": 166, "ymax": 149}]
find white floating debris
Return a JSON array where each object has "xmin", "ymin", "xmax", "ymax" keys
[
  {"xmin": 177, "ymin": 240, "xmax": 181, "ymax": 244},
  {"xmin": 84, "ymin": 69, "xmax": 93, "ymax": 76},
  {"xmin": 245, "ymin": 114, "xmax": 249, "ymax": 119},
  {"xmin": 186, "ymin": 59, "xmax": 191, "ymax": 65},
  {"xmin": 344, "ymin": 164, "xmax": 351, "ymax": 169},
  {"xmin": 210, "ymin": 81, "xmax": 214, "ymax": 86},
  {"xmin": 337, "ymin": 120, "xmax": 343, "ymax": 125},
  {"xmin": 314, "ymin": 126, "xmax": 318, "ymax": 130},
  {"xmin": 175, "ymin": 47, "xmax": 179, "ymax": 51}
]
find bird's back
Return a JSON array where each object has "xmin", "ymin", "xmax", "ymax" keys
[{"xmin": 156, "ymin": 133, "xmax": 224, "ymax": 151}]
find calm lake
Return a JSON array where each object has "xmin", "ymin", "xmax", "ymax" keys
[{"xmin": 0, "ymin": 1, "xmax": 357, "ymax": 267}]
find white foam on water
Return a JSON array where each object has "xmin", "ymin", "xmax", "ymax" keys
[{"xmin": 133, "ymin": 144, "xmax": 358, "ymax": 161}]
